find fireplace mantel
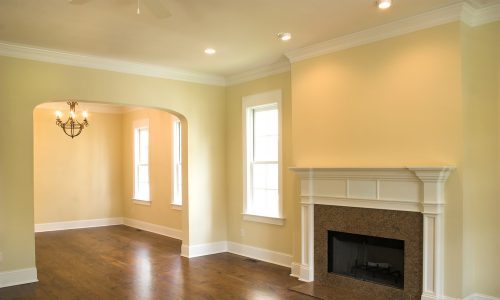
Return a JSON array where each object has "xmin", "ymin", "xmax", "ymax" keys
[{"xmin": 290, "ymin": 166, "xmax": 454, "ymax": 300}]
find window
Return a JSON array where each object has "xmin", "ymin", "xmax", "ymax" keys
[
  {"xmin": 172, "ymin": 120, "xmax": 182, "ymax": 206},
  {"xmin": 134, "ymin": 120, "xmax": 150, "ymax": 202},
  {"xmin": 243, "ymin": 90, "xmax": 283, "ymax": 225}
]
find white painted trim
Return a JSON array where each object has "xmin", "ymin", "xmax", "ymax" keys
[
  {"xmin": 0, "ymin": 268, "xmax": 38, "ymax": 288},
  {"xmin": 462, "ymin": 2, "xmax": 500, "ymax": 27},
  {"xmin": 241, "ymin": 213, "xmax": 285, "ymax": 225},
  {"xmin": 133, "ymin": 199, "xmax": 152, "ymax": 206},
  {"xmin": 227, "ymin": 242, "xmax": 292, "ymax": 268},
  {"xmin": 122, "ymin": 218, "xmax": 182, "ymax": 240},
  {"xmin": 226, "ymin": 61, "xmax": 290, "ymax": 86},
  {"xmin": 180, "ymin": 242, "xmax": 228, "ymax": 258},
  {"xmin": 170, "ymin": 204, "xmax": 183, "ymax": 210},
  {"xmin": 0, "ymin": 41, "xmax": 225, "ymax": 86},
  {"xmin": 290, "ymin": 262, "xmax": 301, "ymax": 278},
  {"xmin": 284, "ymin": 1, "xmax": 500, "ymax": 63},
  {"xmin": 463, "ymin": 294, "xmax": 500, "ymax": 300},
  {"xmin": 34, "ymin": 217, "xmax": 123, "ymax": 232}
]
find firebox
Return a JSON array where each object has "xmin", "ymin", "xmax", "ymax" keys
[{"xmin": 328, "ymin": 231, "xmax": 405, "ymax": 289}]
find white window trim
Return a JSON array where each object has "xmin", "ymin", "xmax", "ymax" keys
[
  {"xmin": 242, "ymin": 90, "xmax": 284, "ymax": 224},
  {"xmin": 171, "ymin": 119, "xmax": 183, "ymax": 208},
  {"xmin": 171, "ymin": 203, "xmax": 182, "ymax": 210},
  {"xmin": 133, "ymin": 119, "xmax": 151, "ymax": 203}
]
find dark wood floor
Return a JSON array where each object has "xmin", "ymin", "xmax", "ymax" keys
[{"xmin": 0, "ymin": 225, "xmax": 312, "ymax": 299}]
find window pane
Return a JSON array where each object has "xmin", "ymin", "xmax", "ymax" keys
[
  {"xmin": 254, "ymin": 135, "xmax": 278, "ymax": 161},
  {"xmin": 136, "ymin": 182, "xmax": 149, "ymax": 200},
  {"xmin": 172, "ymin": 121, "xmax": 182, "ymax": 205},
  {"xmin": 138, "ymin": 165, "xmax": 149, "ymax": 183},
  {"xmin": 254, "ymin": 108, "xmax": 277, "ymax": 137},
  {"xmin": 139, "ymin": 128, "xmax": 149, "ymax": 163},
  {"xmin": 250, "ymin": 162, "xmax": 278, "ymax": 216},
  {"xmin": 252, "ymin": 163, "xmax": 278, "ymax": 190},
  {"xmin": 253, "ymin": 107, "xmax": 278, "ymax": 162}
]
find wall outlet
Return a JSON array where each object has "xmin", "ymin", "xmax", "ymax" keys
[{"xmin": 240, "ymin": 229, "xmax": 245, "ymax": 237}]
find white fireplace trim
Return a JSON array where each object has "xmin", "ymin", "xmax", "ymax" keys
[{"xmin": 290, "ymin": 167, "xmax": 453, "ymax": 300}]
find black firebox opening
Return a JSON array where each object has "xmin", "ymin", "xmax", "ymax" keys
[{"xmin": 328, "ymin": 231, "xmax": 405, "ymax": 289}]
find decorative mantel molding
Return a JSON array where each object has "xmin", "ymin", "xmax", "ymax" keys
[{"xmin": 290, "ymin": 166, "xmax": 454, "ymax": 300}]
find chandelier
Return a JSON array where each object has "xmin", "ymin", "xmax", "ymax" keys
[{"xmin": 55, "ymin": 101, "xmax": 89, "ymax": 138}]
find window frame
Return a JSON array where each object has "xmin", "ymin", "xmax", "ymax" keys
[
  {"xmin": 171, "ymin": 119, "xmax": 182, "ymax": 209},
  {"xmin": 133, "ymin": 119, "xmax": 151, "ymax": 203},
  {"xmin": 242, "ymin": 90, "xmax": 284, "ymax": 225}
]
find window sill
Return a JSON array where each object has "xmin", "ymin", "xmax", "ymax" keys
[
  {"xmin": 171, "ymin": 204, "xmax": 182, "ymax": 210},
  {"xmin": 242, "ymin": 213, "xmax": 285, "ymax": 226},
  {"xmin": 133, "ymin": 199, "xmax": 151, "ymax": 206}
]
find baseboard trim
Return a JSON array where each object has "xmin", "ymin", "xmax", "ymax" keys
[
  {"xmin": 290, "ymin": 262, "xmax": 301, "ymax": 278},
  {"xmin": 0, "ymin": 268, "xmax": 38, "ymax": 288},
  {"xmin": 181, "ymin": 242, "xmax": 228, "ymax": 258},
  {"xmin": 464, "ymin": 294, "xmax": 500, "ymax": 300},
  {"xmin": 227, "ymin": 242, "xmax": 292, "ymax": 268},
  {"xmin": 123, "ymin": 218, "xmax": 182, "ymax": 240},
  {"xmin": 35, "ymin": 218, "xmax": 124, "ymax": 232}
]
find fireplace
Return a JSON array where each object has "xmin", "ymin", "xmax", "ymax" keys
[
  {"xmin": 328, "ymin": 231, "xmax": 405, "ymax": 289},
  {"xmin": 290, "ymin": 167, "xmax": 453, "ymax": 300}
]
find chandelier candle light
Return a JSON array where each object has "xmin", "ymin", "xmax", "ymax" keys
[{"xmin": 55, "ymin": 101, "xmax": 89, "ymax": 138}]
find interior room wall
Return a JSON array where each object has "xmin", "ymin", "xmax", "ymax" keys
[
  {"xmin": 461, "ymin": 21, "xmax": 500, "ymax": 298},
  {"xmin": 290, "ymin": 22, "xmax": 464, "ymax": 297},
  {"xmin": 0, "ymin": 55, "xmax": 226, "ymax": 274},
  {"xmin": 225, "ymin": 72, "xmax": 294, "ymax": 255},
  {"xmin": 33, "ymin": 108, "xmax": 124, "ymax": 224},
  {"xmin": 122, "ymin": 108, "xmax": 182, "ymax": 231}
]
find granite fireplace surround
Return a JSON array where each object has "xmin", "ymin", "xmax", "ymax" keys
[
  {"xmin": 290, "ymin": 167, "xmax": 453, "ymax": 300},
  {"xmin": 315, "ymin": 205, "xmax": 423, "ymax": 299}
]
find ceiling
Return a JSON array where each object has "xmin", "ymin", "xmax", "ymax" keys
[{"xmin": 0, "ymin": 0, "xmax": 496, "ymax": 77}]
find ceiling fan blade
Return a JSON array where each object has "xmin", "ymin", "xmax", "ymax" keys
[
  {"xmin": 68, "ymin": 0, "xmax": 92, "ymax": 4},
  {"xmin": 142, "ymin": 0, "xmax": 172, "ymax": 18}
]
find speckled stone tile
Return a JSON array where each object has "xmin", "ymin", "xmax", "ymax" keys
[{"xmin": 314, "ymin": 205, "xmax": 423, "ymax": 300}]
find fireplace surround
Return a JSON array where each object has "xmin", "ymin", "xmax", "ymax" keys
[{"xmin": 291, "ymin": 167, "xmax": 453, "ymax": 300}]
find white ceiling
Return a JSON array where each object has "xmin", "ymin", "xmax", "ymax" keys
[{"xmin": 0, "ymin": 0, "xmax": 497, "ymax": 77}]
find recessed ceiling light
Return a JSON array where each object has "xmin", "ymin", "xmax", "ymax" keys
[
  {"xmin": 204, "ymin": 48, "xmax": 216, "ymax": 55},
  {"xmin": 277, "ymin": 32, "xmax": 292, "ymax": 41},
  {"xmin": 377, "ymin": 0, "xmax": 392, "ymax": 9}
]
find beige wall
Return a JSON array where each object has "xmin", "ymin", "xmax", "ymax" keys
[
  {"xmin": 33, "ymin": 108, "xmax": 124, "ymax": 223},
  {"xmin": 290, "ymin": 22, "xmax": 465, "ymax": 297},
  {"xmin": 122, "ymin": 108, "xmax": 182, "ymax": 230},
  {"xmin": 226, "ymin": 72, "xmax": 294, "ymax": 254},
  {"xmin": 0, "ymin": 55, "xmax": 226, "ymax": 273},
  {"xmin": 461, "ymin": 22, "xmax": 500, "ymax": 297}
]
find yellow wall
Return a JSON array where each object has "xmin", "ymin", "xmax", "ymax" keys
[
  {"xmin": 226, "ymin": 72, "xmax": 294, "ymax": 254},
  {"xmin": 122, "ymin": 108, "xmax": 182, "ymax": 230},
  {"xmin": 0, "ymin": 55, "xmax": 226, "ymax": 273},
  {"xmin": 461, "ymin": 22, "xmax": 500, "ymax": 297},
  {"xmin": 1, "ymin": 19, "xmax": 499, "ymax": 299},
  {"xmin": 33, "ymin": 108, "xmax": 124, "ymax": 223},
  {"xmin": 290, "ymin": 22, "xmax": 465, "ymax": 297}
]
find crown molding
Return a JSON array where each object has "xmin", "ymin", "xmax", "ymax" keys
[
  {"xmin": 0, "ymin": 42, "xmax": 226, "ymax": 86},
  {"xmin": 1, "ymin": 1, "xmax": 499, "ymax": 86},
  {"xmin": 285, "ymin": 1, "xmax": 500, "ymax": 63},
  {"xmin": 226, "ymin": 61, "xmax": 290, "ymax": 86},
  {"xmin": 462, "ymin": 2, "xmax": 500, "ymax": 26},
  {"xmin": 285, "ymin": 3, "xmax": 464, "ymax": 63}
]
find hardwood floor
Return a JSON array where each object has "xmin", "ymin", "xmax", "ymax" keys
[{"xmin": 0, "ymin": 225, "xmax": 312, "ymax": 299}]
